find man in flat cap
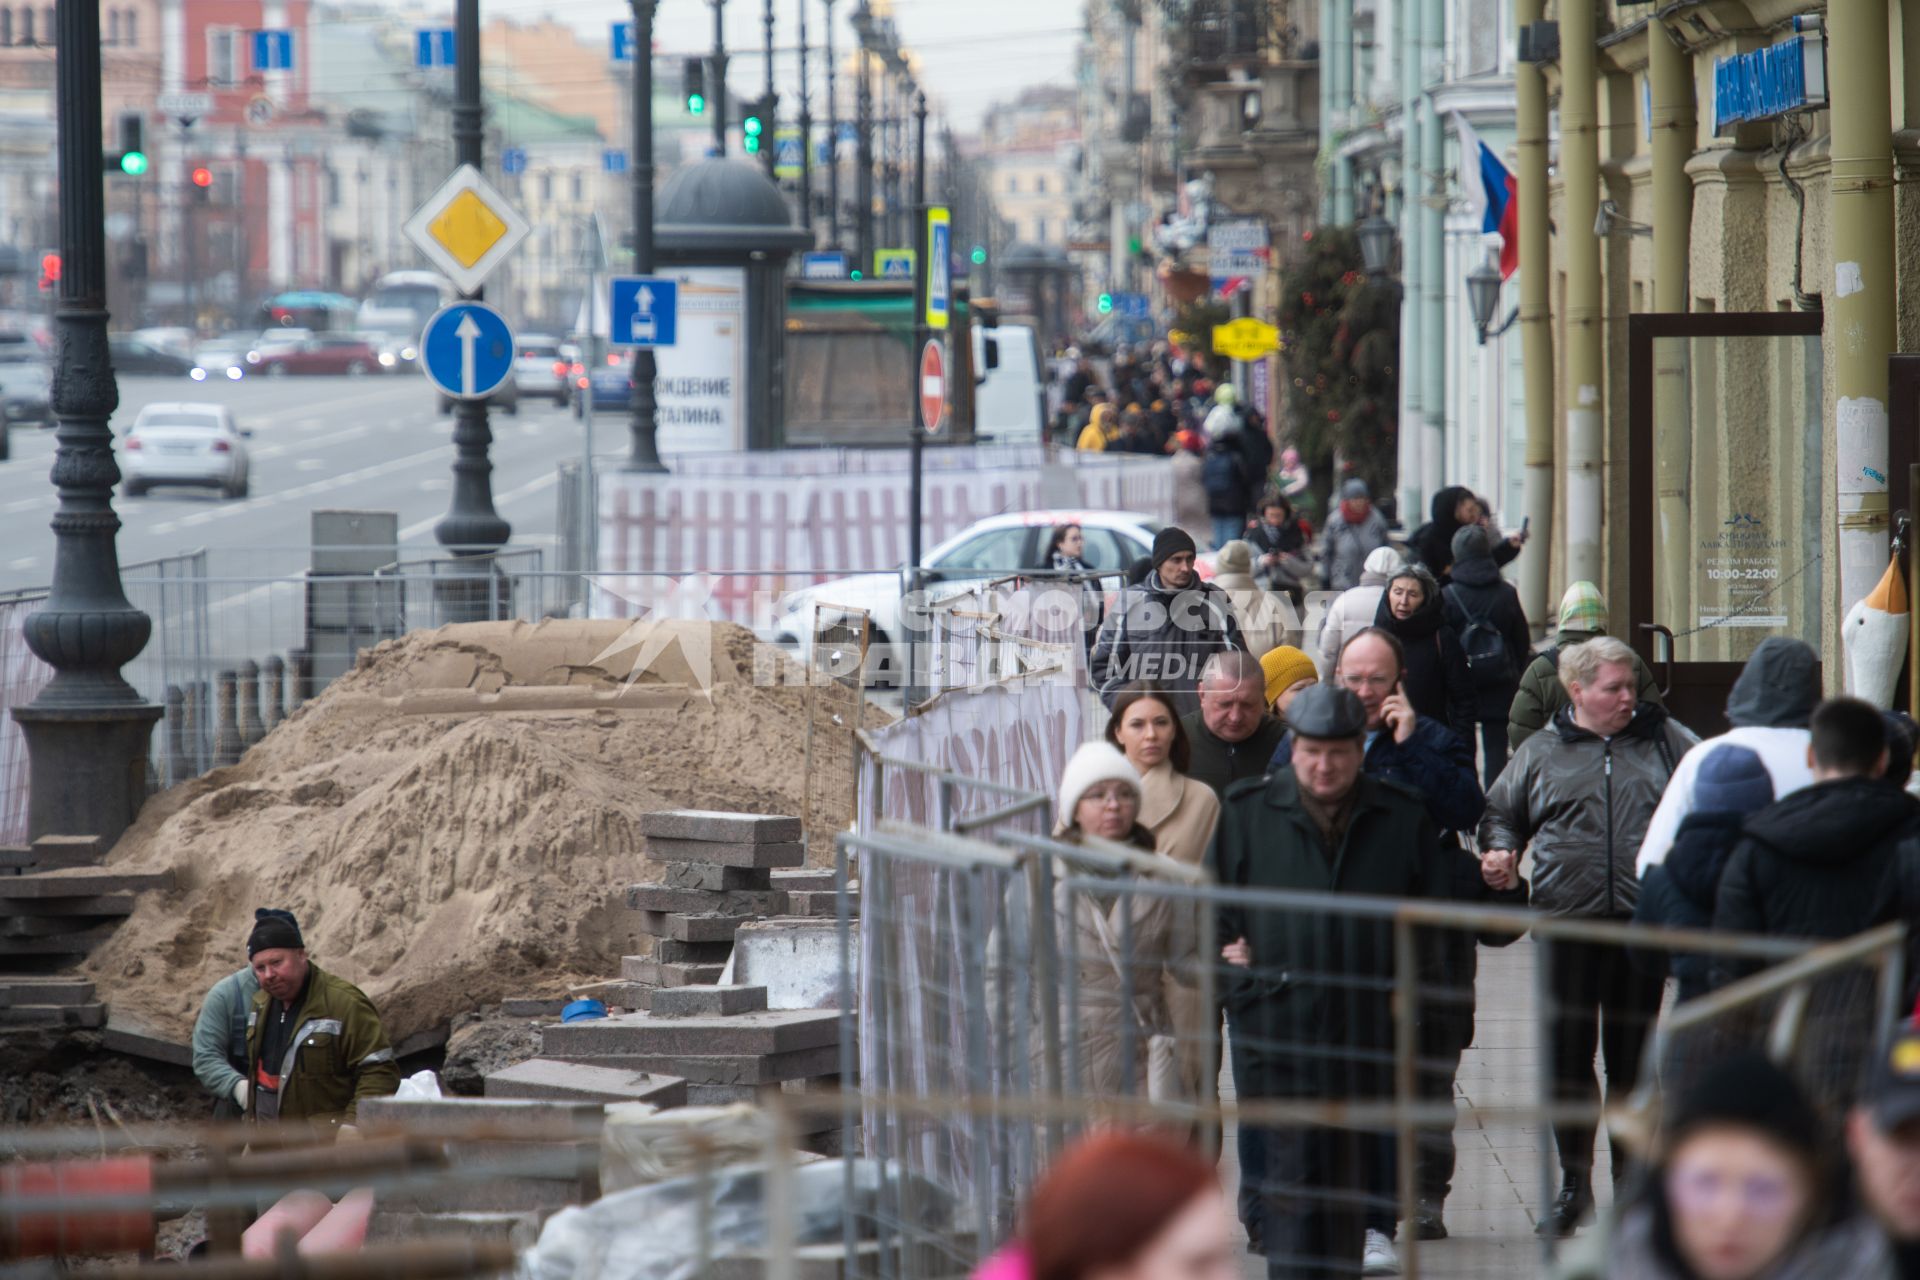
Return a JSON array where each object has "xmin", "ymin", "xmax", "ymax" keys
[
  {"xmin": 242, "ymin": 908, "xmax": 398, "ymax": 1139},
  {"xmin": 1211, "ymin": 684, "xmax": 1447, "ymax": 1279}
]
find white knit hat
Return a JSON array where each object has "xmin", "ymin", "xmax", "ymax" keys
[{"xmin": 1056, "ymin": 741, "xmax": 1142, "ymax": 827}]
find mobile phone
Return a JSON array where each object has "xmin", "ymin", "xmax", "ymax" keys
[{"xmin": 1521, "ymin": 516, "xmax": 1531, "ymax": 536}]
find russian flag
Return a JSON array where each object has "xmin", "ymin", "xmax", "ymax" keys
[{"xmin": 1454, "ymin": 112, "xmax": 1518, "ymax": 280}]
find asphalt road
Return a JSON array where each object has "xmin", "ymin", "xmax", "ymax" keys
[{"xmin": 0, "ymin": 372, "xmax": 592, "ymax": 596}]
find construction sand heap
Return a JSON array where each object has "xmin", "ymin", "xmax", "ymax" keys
[{"xmin": 85, "ymin": 619, "xmax": 874, "ymax": 1047}]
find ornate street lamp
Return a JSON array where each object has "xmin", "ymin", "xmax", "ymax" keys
[
  {"xmin": 1358, "ymin": 214, "xmax": 1396, "ymax": 278},
  {"xmin": 1466, "ymin": 256, "xmax": 1517, "ymax": 344}
]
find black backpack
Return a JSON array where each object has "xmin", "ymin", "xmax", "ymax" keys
[{"xmin": 1445, "ymin": 585, "xmax": 1512, "ymax": 690}]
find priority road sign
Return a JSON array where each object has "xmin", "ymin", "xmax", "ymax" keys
[
  {"xmin": 609, "ymin": 276, "xmax": 679, "ymax": 349},
  {"xmin": 918, "ymin": 338, "xmax": 947, "ymax": 433},
  {"xmin": 924, "ymin": 206, "xmax": 951, "ymax": 331},
  {"xmin": 402, "ymin": 164, "xmax": 531, "ymax": 297},
  {"xmin": 420, "ymin": 302, "xmax": 514, "ymax": 401},
  {"xmin": 415, "ymin": 28, "xmax": 456, "ymax": 69}
]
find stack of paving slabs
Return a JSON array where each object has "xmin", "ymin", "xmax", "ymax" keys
[
  {"xmin": 0, "ymin": 835, "xmax": 171, "ymax": 1028},
  {"xmin": 620, "ymin": 811, "xmax": 803, "ymax": 989}
]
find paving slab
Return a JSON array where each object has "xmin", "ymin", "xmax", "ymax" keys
[
  {"xmin": 733, "ymin": 919, "xmax": 848, "ymax": 1010},
  {"xmin": 0, "ymin": 847, "xmax": 35, "ymax": 870},
  {"xmin": 782, "ymin": 890, "xmax": 856, "ymax": 919},
  {"xmin": 663, "ymin": 863, "xmax": 773, "ymax": 892},
  {"xmin": 0, "ymin": 1003, "xmax": 106, "ymax": 1028},
  {"xmin": 625, "ymin": 884, "xmax": 788, "ymax": 916},
  {"xmin": 26, "ymin": 835, "xmax": 106, "ymax": 869},
  {"xmin": 539, "ymin": 1044, "xmax": 844, "ymax": 1086},
  {"xmin": 0, "ymin": 977, "xmax": 97, "ymax": 1006},
  {"xmin": 770, "ymin": 869, "xmax": 840, "ymax": 893},
  {"xmin": 357, "ymin": 1096, "xmax": 608, "ymax": 1142},
  {"xmin": 101, "ymin": 1018, "xmax": 192, "ymax": 1066},
  {"xmin": 650, "ymin": 985, "xmax": 768, "ymax": 1018},
  {"xmin": 639, "ymin": 811, "xmax": 803, "ymax": 844},
  {"xmin": 367, "ymin": 1209, "xmax": 542, "ymax": 1246},
  {"xmin": 0, "ymin": 915, "xmax": 124, "ymax": 939},
  {"xmin": 0, "ymin": 926, "xmax": 116, "ymax": 955},
  {"xmin": 653, "ymin": 939, "xmax": 736, "ymax": 965},
  {"xmin": 485, "ymin": 1058, "xmax": 688, "ymax": 1108},
  {"xmin": 0, "ymin": 895, "xmax": 137, "ymax": 918},
  {"xmin": 639, "ymin": 911, "xmax": 752, "ymax": 944},
  {"xmin": 0, "ymin": 869, "xmax": 172, "ymax": 897},
  {"xmin": 540, "ymin": 1008, "xmax": 839, "ymax": 1058},
  {"xmin": 620, "ymin": 958, "xmax": 726, "ymax": 987},
  {"xmin": 644, "ymin": 837, "xmax": 805, "ymax": 870}
]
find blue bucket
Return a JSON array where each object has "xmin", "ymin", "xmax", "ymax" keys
[{"xmin": 560, "ymin": 998, "xmax": 608, "ymax": 1023}]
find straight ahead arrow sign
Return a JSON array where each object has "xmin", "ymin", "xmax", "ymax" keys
[
  {"xmin": 456, "ymin": 313, "xmax": 481, "ymax": 396},
  {"xmin": 638, "ymin": 285, "xmax": 654, "ymax": 312}
]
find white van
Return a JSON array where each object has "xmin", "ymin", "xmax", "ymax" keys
[{"xmin": 970, "ymin": 323, "xmax": 1046, "ymax": 443}]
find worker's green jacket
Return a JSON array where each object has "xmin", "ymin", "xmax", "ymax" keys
[{"xmin": 244, "ymin": 962, "xmax": 398, "ymax": 1135}]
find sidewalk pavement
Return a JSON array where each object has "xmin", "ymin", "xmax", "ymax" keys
[{"xmin": 1229, "ymin": 939, "xmax": 1627, "ymax": 1278}]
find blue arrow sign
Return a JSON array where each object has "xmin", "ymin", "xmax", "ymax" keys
[
  {"xmin": 1114, "ymin": 291, "xmax": 1151, "ymax": 320},
  {"xmin": 611, "ymin": 20, "xmax": 635, "ymax": 62},
  {"xmin": 502, "ymin": 146, "xmax": 528, "ymax": 176},
  {"xmin": 415, "ymin": 29, "xmax": 455, "ymax": 69},
  {"xmin": 609, "ymin": 276, "xmax": 679, "ymax": 349},
  {"xmin": 801, "ymin": 251, "xmax": 849, "ymax": 280},
  {"xmin": 420, "ymin": 302, "xmax": 514, "ymax": 401},
  {"xmin": 252, "ymin": 30, "xmax": 294, "ymax": 72},
  {"xmin": 603, "ymin": 148, "xmax": 629, "ymax": 175}
]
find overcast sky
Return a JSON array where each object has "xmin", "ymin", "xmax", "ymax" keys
[{"xmin": 419, "ymin": 0, "xmax": 1083, "ymax": 132}]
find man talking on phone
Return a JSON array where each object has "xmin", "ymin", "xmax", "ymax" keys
[{"xmin": 1269, "ymin": 626, "xmax": 1526, "ymax": 1259}]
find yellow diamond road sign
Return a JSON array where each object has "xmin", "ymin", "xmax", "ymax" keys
[
  {"xmin": 1212, "ymin": 316, "xmax": 1281, "ymax": 361},
  {"xmin": 403, "ymin": 164, "xmax": 530, "ymax": 295}
]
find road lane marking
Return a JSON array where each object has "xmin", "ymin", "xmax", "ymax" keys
[
  {"xmin": 146, "ymin": 443, "xmax": 452, "ymax": 536},
  {"xmin": 396, "ymin": 468, "xmax": 557, "ymax": 541}
]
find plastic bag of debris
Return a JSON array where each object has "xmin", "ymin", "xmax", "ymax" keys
[
  {"xmin": 599, "ymin": 1104, "xmax": 768, "ymax": 1195},
  {"xmin": 516, "ymin": 1158, "xmax": 959, "ymax": 1280}
]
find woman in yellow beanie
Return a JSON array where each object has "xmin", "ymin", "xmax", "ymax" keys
[{"xmin": 1259, "ymin": 645, "xmax": 1319, "ymax": 722}]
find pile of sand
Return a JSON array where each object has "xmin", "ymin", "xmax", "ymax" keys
[{"xmin": 85, "ymin": 619, "xmax": 873, "ymax": 1046}]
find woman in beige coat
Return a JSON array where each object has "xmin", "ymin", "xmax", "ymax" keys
[
  {"xmin": 1211, "ymin": 539, "xmax": 1288, "ymax": 657},
  {"xmin": 1104, "ymin": 683, "xmax": 1222, "ymax": 1129}
]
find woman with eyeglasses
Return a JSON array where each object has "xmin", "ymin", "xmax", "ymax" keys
[{"xmin": 1558, "ymin": 1052, "xmax": 1884, "ymax": 1280}]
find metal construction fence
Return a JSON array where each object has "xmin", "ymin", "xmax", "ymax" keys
[{"xmin": 837, "ymin": 815, "xmax": 1909, "ymax": 1280}]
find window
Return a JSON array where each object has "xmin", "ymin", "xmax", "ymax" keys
[
  {"xmin": 207, "ymin": 27, "xmax": 238, "ymax": 87},
  {"xmin": 19, "ymin": 7, "xmax": 32, "ymax": 44},
  {"xmin": 325, "ymin": 167, "xmax": 341, "ymax": 208},
  {"xmin": 932, "ymin": 528, "xmax": 1032, "ymax": 574},
  {"xmin": 1005, "ymin": 174, "xmax": 1018, "ymax": 194},
  {"xmin": 538, "ymin": 172, "xmax": 552, "ymax": 201},
  {"xmin": 106, "ymin": 8, "xmax": 117, "ymax": 42},
  {"xmin": 40, "ymin": 7, "xmax": 49, "ymax": 41},
  {"xmin": 1032, "ymin": 218, "xmax": 1047, "ymax": 242},
  {"xmin": 1035, "ymin": 175, "xmax": 1047, "ymax": 194},
  {"xmin": 1077, "ymin": 528, "xmax": 1133, "ymax": 571},
  {"xmin": 1, "ymin": 10, "xmax": 12, "ymax": 46},
  {"xmin": 570, "ymin": 171, "xmax": 583, "ymax": 201},
  {"xmin": 123, "ymin": 8, "xmax": 136, "ymax": 45}
]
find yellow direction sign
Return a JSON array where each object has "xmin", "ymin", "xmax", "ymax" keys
[
  {"xmin": 402, "ymin": 164, "xmax": 531, "ymax": 296},
  {"xmin": 1212, "ymin": 317, "xmax": 1281, "ymax": 361}
]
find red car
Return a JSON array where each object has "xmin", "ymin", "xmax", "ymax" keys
[{"xmin": 247, "ymin": 335, "xmax": 381, "ymax": 377}]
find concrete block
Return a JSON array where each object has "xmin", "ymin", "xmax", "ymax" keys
[
  {"xmin": 0, "ymin": 977, "xmax": 97, "ymax": 1006},
  {"xmin": 368, "ymin": 1209, "xmax": 542, "ymax": 1246},
  {"xmin": 684, "ymin": 1082, "xmax": 771, "ymax": 1106},
  {"xmin": 382, "ymin": 1176, "xmax": 583, "ymax": 1215},
  {"xmin": 625, "ymin": 884, "xmax": 788, "ymax": 916},
  {"xmin": 648, "ymin": 985, "xmax": 768, "ymax": 1018},
  {"xmin": 0, "ymin": 926, "xmax": 116, "ymax": 955},
  {"xmin": 26, "ymin": 835, "xmax": 105, "ymax": 869},
  {"xmin": 101, "ymin": 1018, "xmax": 192, "ymax": 1066},
  {"xmin": 620, "ymin": 958, "xmax": 726, "ymax": 987},
  {"xmin": 501, "ymin": 998, "xmax": 568, "ymax": 1018},
  {"xmin": 770, "ymin": 869, "xmax": 839, "ymax": 893},
  {"xmin": 0, "ymin": 895, "xmax": 137, "ymax": 918},
  {"xmin": 785, "ymin": 890, "xmax": 855, "ymax": 919},
  {"xmin": 638, "ymin": 810, "xmax": 802, "ymax": 844},
  {"xmin": 0, "ymin": 847, "xmax": 34, "ymax": 870},
  {"xmin": 732, "ymin": 919, "xmax": 851, "ymax": 1011},
  {"xmin": 663, "ymin": 863, "xmax": 772, "ymax": 892},
  {"xmin": 542, "ymin": 1044, "xmax": 844, "ymax": 1086},
  {"xmin": 486, "ymin": 1059, "xmax": 687, "ymax": 1108},
  {"xmin": 0, "ymin": 1003, "xmax": 107, "ymax": 1028},
  {"xmin": 0, "ymin": 869, "xmax": 172, "ymax": 898},
  {"xmin": 356, "ymin": 1096, "xmax": 607, "ymax": 1142},
  {"xmin": 540, "ymin": 1008, "xmax": 839, "ymax": 1059},
  {"xmin": 653, "ymin": 939, "xmax": 734, "ymax": 965},
  {"xmin": 644, "ymin": 838, "xmax": 804, "ymax": 870},
  {"xmin": 0, "ymin": 915, "xmax": 124, "ymax": 938},
  {"xmin": 637, "ymin": 910, "xmax": 751, "ymax": 943},
  {"xmin": 587, "ymin": 981, "xmax": 652, "ymax": 1009}
]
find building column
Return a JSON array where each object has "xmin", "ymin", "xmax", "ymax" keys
[
  {"xmin": 1830, "ymin": 0, "xmax": 1896, "ymax": 620},
  {"xmin": 1396, "ymin": 0, "xmax": 1423, "ymax": 523},
  {"xmin": 268, "ymin": 151, "xmax": 293, "ymax": 289},
  {"xmin": 1418, "ymin": 0, "xmax": 1444, "ymax": 505},
  {"xmin": 1559, "ymin": 0, "xmax": 1603, "ymax": 585},
  {"xmin": 1328, "ymin": 0, "xmax": 1354, "ymax": 223},
  {"xmin": 1649, "ymin": 21, "xmax": 1694, "ymax": 635},
  {"xmin": 1514, "ymin": 0, "xmax": 1554, "ymax": 626},
  {"xmin": 1319, "ymin": 0, "xmax": 1335, "ymax": 224}
]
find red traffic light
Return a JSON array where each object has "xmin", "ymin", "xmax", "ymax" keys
[
  {"xmin": 190, "ymin": 167, "xmax": 214, "ymax": 188},
  {"xmin": 39, "ymin": 252, "xmax": 60, "ymax": 282}
]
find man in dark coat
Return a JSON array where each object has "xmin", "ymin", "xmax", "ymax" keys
[
  {"xmin": 1213, "ymin": 684, "xmax": 1447, "ymax": 1279},
  {"xmin": 1712, "ymin": 697, "xmax": 1920, "ymax": 994},
  {"xmin": 1183, "ymin": 649, "xmax": 1288, "ymax": 800},
  {"xmin": 1408, "ymin": 486, "xmax": 1522, "ymax": 583},
  {"xmin": 1090, "ymin": 527, "xmax": 1246, "ymax": 716},
  {"xmin": 1442, "ymin": 524, "xmax": 1533, "ymax": 786}
]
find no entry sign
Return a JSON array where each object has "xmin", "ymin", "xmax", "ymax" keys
[{"xmin": 918, "ymin": 338, "xmax": 947, "ymax": 433}]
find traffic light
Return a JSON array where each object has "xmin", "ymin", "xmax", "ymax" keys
[
  {"xmin": 970, "ymin": 244, "xmax": 987, "ymax": 266},
  {"xmin": 112, "ymin": 112, "xmax": 147, "ymax": 176},
  {"xmin": 742, "ymin": 101, "xmax": 765, "ymax": 153},
  {"xmin": 850, "ymin": 268, "xmax": 863, "ymax": 281},
  {"xmin": 1097, "ymin": 292, "xmax": 1114, "ymax": 314},
  {"xmin": 191, "ymin": 166, "xmax": 214, "ymax": 202},
  {"xmin": 682, "ymin": 57, "xmax": 706, "ymax": 115},
  {"xmin": 38, "ymin": 252, "xmax": 60, "ymax": 291}
]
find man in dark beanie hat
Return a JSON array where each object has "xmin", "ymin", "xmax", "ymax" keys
[
  {"xmin": 1091, "ymin": 525, "xmax": 1246, "ymax": 717},
  {"xmin": 243, "ymin": 906, "xmax": 398, "ymax": 1138},
  {"xmin": 1210, "ymin": 683, "xmax": 1451, "ymax": 1277}
]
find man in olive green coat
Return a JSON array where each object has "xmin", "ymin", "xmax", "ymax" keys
[
  {"xmin": 1508, "ymin": 581, "xmax": 1661, "ymax": 753},
  {"xmin": 242, "ymin": 909, "xmax": 398, "ymax": 1139}
]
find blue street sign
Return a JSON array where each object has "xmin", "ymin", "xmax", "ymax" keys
[
  {"xmin": 1113, "ymin": 291, "xmax": 1151, "ymax": 321},
  {"xmin": 609, "ymin": 276, "xmax": 679, "ymax": 349},
  {"xmin": 420, "ymin": 302, "xmax": 514, "ymax": 401},
  {"xmin": 801, "ymin": 251, "xmax": 849, "ymax": 280},
  {"xmin": 502, "ymin": 147, "xmax": 528, "ymax": 176},
  {"xmin": 603, "ymin": 148, "xmax": 629, "ymax": 175},
  {"xmin": 835, "ymin": 122, "xmax": 857, "ymax": 145},
  {"xmin": 611, "ymin": 20, "xmax": 635, "ymax": 62},
  {"xmin": 414, "ymin": 28, "xmax": 455, "ymax": 69},
  {"xmin": 252, "ymin": 30, "xmax": 294, "ymax": 72}
]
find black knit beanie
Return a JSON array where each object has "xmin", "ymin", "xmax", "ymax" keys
[
  {"xmin": 1667, "ymin": 1051, "xmax": 1822, "ymax": 1160},
  {"xmin": 247, "ymin": 908, "xmax": 305, "ymax": 957},
  {"xmin": 1151, "ymin": 527, "xmax": 1198, "ymax": 570}
]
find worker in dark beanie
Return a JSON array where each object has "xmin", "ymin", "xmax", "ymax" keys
[
  {"xmin": 243, "ymin": 906, "xmax": 398, "ymax": 1138},
  {"xmin": 1091, "ymin": 526, "xmax": 1246, "ymax": 717}
]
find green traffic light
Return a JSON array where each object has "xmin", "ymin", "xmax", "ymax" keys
[
  {"xmin": 850, "ymin": 269, "xmax": 863, "ymax": 280},
  {"xmin": 744, "ymin": 135, "xmax": 761, "ymax": 154},
  {"xmin": 970, "ymin": 245, "xmax": 987, "ymax": 266},
  {"xmin": 687, "ymin": 93, "xmax": 706, "ymax": 115},
  {"xmin": 119, "ymin": 151, "xmax": 149, "ymax": 176},
  {"xmin": 1097, "ymin": 293, "xmax": 1114, "ymax": 314},
  {"xmin": 744, "ymin": 116, "xmax": 763, "ymax": 137}
]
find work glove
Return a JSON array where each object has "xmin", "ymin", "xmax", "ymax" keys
[
  {"xmin": 335, "ymin": 1124, "xmax": 362, "ymax": 1144},
  {"xmin": 232, "ymin": 1078, "xmax": 249, "ymax": 1109}
]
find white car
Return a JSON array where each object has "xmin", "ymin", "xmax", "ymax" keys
[
  {"xmin": 192, "ymin": 331, "xmax": 257, "ymax": 382},
  {"xmin": 122, "ymin": 403, "xmax": 252, "ymax": 499},
  {"xmin": 512, "ymin": 334, "xmax": 569, "ymax": 406},
  {"xmin": 768, "ymin": 509, "xmax": 1171, "ymax": 681}
]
